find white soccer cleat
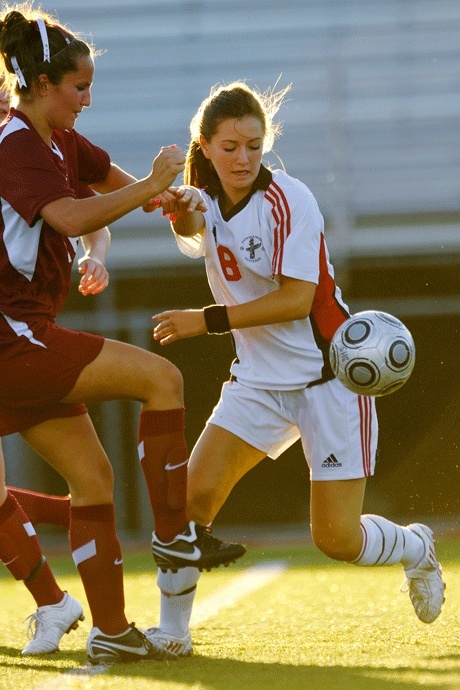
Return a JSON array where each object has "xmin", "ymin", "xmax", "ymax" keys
[
  {"xmin": 401, "ymin": 523, "xmax": 446, "ymax": 623},
  {"xmin": 143, "ymin": 626, "xmax": 193, "ymax": 657},
  {"xmin": 22, "ymin": 592, "xmax": 84, "ymax": 655}
]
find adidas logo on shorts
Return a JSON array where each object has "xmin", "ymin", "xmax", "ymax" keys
[{"xmin": 321, "ymin": 453, "xmax": 342, "ymax": 468}]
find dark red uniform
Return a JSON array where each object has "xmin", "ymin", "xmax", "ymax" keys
[{"xmin": 0, "ymin": 110, "xmax": 110, "ymax": 434}]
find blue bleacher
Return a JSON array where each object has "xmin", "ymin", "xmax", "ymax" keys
[{"xmin": 48, "ymin": 0, "xmax": 460, "ymax": 263}]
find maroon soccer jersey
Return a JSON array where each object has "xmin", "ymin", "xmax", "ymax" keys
[
  {"xmin": 0, "ymin": 110, "xmax": 109, "ymax": 434},
  {"xmin": 0, "ymin": 109, "xmax": 110, "ymax": 320}
]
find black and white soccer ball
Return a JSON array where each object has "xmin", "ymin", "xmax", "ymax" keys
[{"xmin": 329, "ymin": 310, "xmax": 416, "ymax": 397}]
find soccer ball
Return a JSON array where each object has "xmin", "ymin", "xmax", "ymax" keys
[{"xmin": 329, "ymin": 310, "xmax": 416, "ymax": 397}]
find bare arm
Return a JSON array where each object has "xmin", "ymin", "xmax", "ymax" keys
[
  {"xmin": 227, "ymin": 276, "xmax": 315, "ymax": 328},
  {"xmin": 40, "ymin": 146, "xmax": 185, "ymax": 238},
  {"xmin": 78, "ymin": 227, "xmax": 111, "ymax": 296},
  {"xmin": 90, "ymin": 163, "xmax": 137, "ymax": 193},
  {"xmin": 152, "ymin": 275, "xmax": 316, "ymax": 345},
  {"xmin": 156, "ymin": 185, "xmax": 207, "ymax": 236},
  {"xmin": 172, "ymin": 207, "xmax": 206, "ymax": 237}
]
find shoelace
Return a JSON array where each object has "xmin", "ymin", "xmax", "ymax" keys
[
  {"xmin": 129, "ymin": 623, "xmax": 150, "ymax": 646},
  {"xmin": 24, "ymin": 611, "xmax": 43, "ymax": 639},
  {"xmin": 400, "ymin": 579, "xmax": 410, "ymax": 594}
]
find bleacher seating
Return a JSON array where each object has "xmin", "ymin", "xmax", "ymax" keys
[{"xmin": 50, "ymin": 0, "xmax": 460, "ymax": 262}]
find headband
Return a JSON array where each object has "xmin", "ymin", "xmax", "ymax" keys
[
  {"xmin": 11, "ymin": 56, "xmax": 27, "ymax": 88},
  {"xmin": 11, "ymin": 20, "xmax": 76, "ymax": 89},
  {"xmin": 36, "ymin": 18, "xmax": 50, "ymax": 63}
]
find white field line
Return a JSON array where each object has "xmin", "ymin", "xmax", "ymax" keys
[
  {"xmin": 191, "ymin": 559, "xmax": 288, "ymax": 626},
  {"xmin": 32, "ymin": 559, "xmax": 288, "ymax": 689}
]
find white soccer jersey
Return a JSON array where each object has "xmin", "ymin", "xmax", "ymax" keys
[{"xmin": 174, "ymin": 166, "xmax": 350, "ymax": 389}]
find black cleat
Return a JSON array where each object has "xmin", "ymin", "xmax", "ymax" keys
[
  {"xmin": 151, "ymin": 521, "xmax": 246, "ymax": 573},
  {"xmin": 87, "ymin": 623, "xmax": 175, "ymax": 664}
]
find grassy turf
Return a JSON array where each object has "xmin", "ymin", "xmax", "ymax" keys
[{"xmin": 0, "ymin": 538, "xmax": 458, "ymax": 690}]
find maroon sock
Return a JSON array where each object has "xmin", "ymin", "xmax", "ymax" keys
[
  {"xmin": 0, "ymin": 492, "xmax": 63, "ymax": 607},
  {"xmin": 7, "ymin": 486, "xmax": 70, "ymax": 529},
  {"xmin": 138, "ymin": 408, "xmax": 188, "ymax": 542},
  {"xmin": 70, "ymin": 503, "xmax": 128, "ymax": 635}
]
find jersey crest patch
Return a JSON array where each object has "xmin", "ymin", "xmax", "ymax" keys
[{"xmin": 240, "ymin": 235, "xmax": 264, "ymax": 263}]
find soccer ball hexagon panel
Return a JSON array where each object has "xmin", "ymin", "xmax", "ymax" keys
[{"xmin": 329, "ymin": 310, "xmax": 416, "ymax": 397}]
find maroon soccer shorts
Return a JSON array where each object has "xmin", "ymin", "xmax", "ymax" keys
[{"xmin": 0, "ymin": 314, "xmax": 104, "ymax": 435}]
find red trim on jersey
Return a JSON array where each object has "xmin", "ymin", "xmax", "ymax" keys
[
  {"xmin": 265, "ymin": 180, "xmax": 291, "ymax": 275},
  {"xmin": 310, "ymin": 234, "xmax": 348, "ymax": 342},
  {"xmin": 358, "ymin": 395, "xmax": 373, "ymax": 477}
]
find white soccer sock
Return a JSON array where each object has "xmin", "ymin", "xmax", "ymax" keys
[
  {"xmin": 157, "ymin": 567, "xmax": 200, "ymax": 637},
  {"xmin": 352, "ymin": 514, "xmax": 425, "ymax": 568}
]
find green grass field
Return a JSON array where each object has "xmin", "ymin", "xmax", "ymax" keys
[{"xmin": 0, "ymin": 536, "xmax": 458, "ymax": 690}]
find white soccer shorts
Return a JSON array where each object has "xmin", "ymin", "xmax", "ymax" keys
[{"xmin": 207, "ymin": 378, "xmax": 378, "ymax": 480}]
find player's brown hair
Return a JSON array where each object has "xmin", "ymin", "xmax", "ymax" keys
[
  {"xmin": 185, "ymin": 80, "xmax": 290, "ymax": 190},
  {"xmin": 0, "ymin": 2, "xmax": 94, "ymax": 98}
]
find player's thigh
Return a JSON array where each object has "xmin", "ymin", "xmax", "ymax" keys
[
  {"xmin": 61, "ymin": 338, "xmax": 183, "ymax": 409},
  {"xmin": 310, "ymin": 478, "xmax": 366, "ymax": 555},
  {"xmin": 187, "ymin": 423, "xmax": 265, "ymax": 521},
  {"xmin": 20, "ymin": 414, "xmax": 114, "ymax": 505}
]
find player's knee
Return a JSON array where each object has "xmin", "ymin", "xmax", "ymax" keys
[
  {"xmin": 160, "ymin": 359, "xmax": 183, "ymax": 395},
  {"xmin": 316, "ymin": 542, "xmax": 357, "ymax": 562},
  {"xmin": 97, "ymin": 462, "xmax": 114, "ymax": 493},
  {"xmin": 69, "ymin": 461, "xmax": 114, "ymax": 505},
  {"xmin": 146, "ymin": 358, "xmax": 184, "ymax": 407}
]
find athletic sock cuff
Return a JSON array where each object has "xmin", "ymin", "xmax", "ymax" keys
[
  {"xmin": 139, "ymin": 408, "xmax": 185, "ymax": 437},
  {"xmin": 70, "ymin": 503, "xmax": 115, "ymax": 523}
]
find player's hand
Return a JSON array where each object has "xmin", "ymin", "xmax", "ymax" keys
[
  {"xmin": 150, "ymin": 145, "xmax": 185, "ymax": 194},
  {"xmin": 144, "ymin": 186, "xmax": 206, "ymax": 218},
  {"xmin": 173, "ymin": 185, "xmax": 207, "ymax": 214},
  {"xmin": 152, "ymin": 309, "xmax": 207, "ymax": 345},
  {"xmin": 143, "ymin": 188, "xmax": 178, "ymax": 215},
  {"xmin": 142, "ymin": 197, "xmax": 161, "ymax": 213},
  {"xmin": 77, "ymin": 256, "xmax": 109, "ymax": 295}
]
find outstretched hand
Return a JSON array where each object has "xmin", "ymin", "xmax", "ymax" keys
[
  {"xmin": 143, "ymin": 185, "xmax": 207, "ymax": 217},
  {"xmin": 152, "ymin": 309, "xmax": 207, "ymax": 345},
  {"xmin": 172, "ymin": 185, "xmax": 207, "ymax": 214}
]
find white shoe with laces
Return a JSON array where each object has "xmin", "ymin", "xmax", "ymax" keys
[
  {"xmin": 401, "ymin": 523, "xmax": 446, "ymax": 623},
  {"xmin": 22, "ymin": 592, "xmax": 84, "ymax": 655},
  {"xmin": 143, "ymin": 626, "xmax": 193, "ymax": 657}
]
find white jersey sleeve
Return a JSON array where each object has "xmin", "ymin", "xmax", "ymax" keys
[
  {"xmin": 173, "ymin": 227, "xmax": 206, "ymax": 259},
  {"xmin": 266, "ymin": 171, "xmax": 324, "ymax": 283}
]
